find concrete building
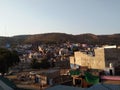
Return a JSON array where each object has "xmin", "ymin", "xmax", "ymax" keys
[
  {"xmin": 70, "ymin": 47, "xmax": 120, "ymax": 75},
  {"xmin": 36, "ymin": 69, "xmax": 60, "ymax": 86}
]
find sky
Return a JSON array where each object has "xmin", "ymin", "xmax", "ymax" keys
[{"xmin": 0, "ymin": 0, "xmax": 120, "ymax": 36}]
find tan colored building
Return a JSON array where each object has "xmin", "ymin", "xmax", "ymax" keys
[
  {"xmin": 70, "ymin": 47, "xmax": 120, "ymax": 71},
  {"xmin": 37, "ymin": 69, "xmax": 60, "ymax": 85}
]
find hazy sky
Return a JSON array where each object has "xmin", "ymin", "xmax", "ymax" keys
[{"xmin": 0, "ymin": 0, "xmax": 120, "ymax": 36}]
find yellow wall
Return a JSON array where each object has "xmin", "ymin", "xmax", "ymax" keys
[
  {"xmin": 70, "ymin": 56, "xmax": 75, "ymax": 64},
  {"xmin": 70, "ymin": 48, "xmax": 105, "ymax": 70}
]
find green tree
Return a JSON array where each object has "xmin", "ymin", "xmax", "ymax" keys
[
  {"xmin": 0, "ymin": 48, "xmax": 20, "ymax": 75},
  {"xmin": 31, "ymin": 59, "xmax": 40, "ymax": 69},
  {"xmin": 30, "ymin": 57, "xmax": 50, "ymax": 69},
  {"xmin": 40, "ymin": 57, "xmax": 50, "ymax": 69}
]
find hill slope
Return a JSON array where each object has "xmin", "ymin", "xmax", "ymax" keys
[{"xmin": 0, "ymin": 33, "xmax": 120, "ymax": 46}]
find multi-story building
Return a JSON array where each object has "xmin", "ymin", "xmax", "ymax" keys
[{"xmin": 70, "ymin": 46, "xmax": 120, "ymax": 75}]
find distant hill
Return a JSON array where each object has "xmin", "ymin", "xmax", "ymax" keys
[
  {"xmin": 24, "ymin": 33, "xmax": 76, "ymax": 44},
  {"xmin": 0, "ymin": 33, "xmax": 120, "ymax": 46}
]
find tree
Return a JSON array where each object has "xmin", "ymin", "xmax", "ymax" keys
[
  {"xmin": 0, "ymin": 48, "xmax": 20, "ymax": 75},
  {"xmin": 31, "ymin": 59, "xmax": 40, "ymax": 69},
  {"xmin": 39, "ymin": 57, "xmax": 50, "ymax": 69},
  {"xmin": 30, "ymin": 57, "xmax": 50, "ymax": 69}
]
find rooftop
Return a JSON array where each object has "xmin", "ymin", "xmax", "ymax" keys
[{"xmin": 45, "ymin": 84, "xmax": 120, "ymax": 90}]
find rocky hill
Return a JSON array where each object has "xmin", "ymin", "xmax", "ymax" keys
[{"xmin": 0, "ymin": 33, "xmax": 120, "ymax": 46}]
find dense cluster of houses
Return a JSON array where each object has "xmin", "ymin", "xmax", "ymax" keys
[
  {"xmin": 8, "ymin": 43, "xmax": 120, "ymax": 75},
  {"xmin": 14, "ymin": 42, "xmax": 93, "ymax": 69},
  {"xmin": 2, "ymin": 43, "xmax": 120, "ymax": 89}
]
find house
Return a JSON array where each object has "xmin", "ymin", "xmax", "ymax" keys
[{"xmin": 36, "ymin": 69, "xmax": 60, "ymax": 86}]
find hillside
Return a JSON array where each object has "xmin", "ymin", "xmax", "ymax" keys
[
  {"xmin": 24, "ymin": 33, "xmax": 77, "ymax": 44},
  {"xmin": 0, "ymin": 33, "xmax": 120, "ymax": 46}
]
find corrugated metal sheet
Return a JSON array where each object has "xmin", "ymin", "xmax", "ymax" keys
[
  {"xmin": 0, "ymin": 86, "xmax": 4, "ymax": 90},
  {"xmin": 87, "ymin": 84, "xmax": 120, "ymax": 90},
  {"xmin": 46, "ymin": 84, "xmax": 120, "ymax": 90},
  {"xmin": 46, "ymin": 85, "xmax": 85, "ymax": 90},
  {"xmin": 0, "ymin": 76, "xmax": 15, "ymax": 90}
]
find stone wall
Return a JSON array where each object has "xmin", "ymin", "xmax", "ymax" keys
[
  {"xmin": 70, "ymin": 47, "xmax": 120, "ymax": 74},
  {"xmin": 70, "ymin": 48, "xmax": 105, "ymax": 70}
]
